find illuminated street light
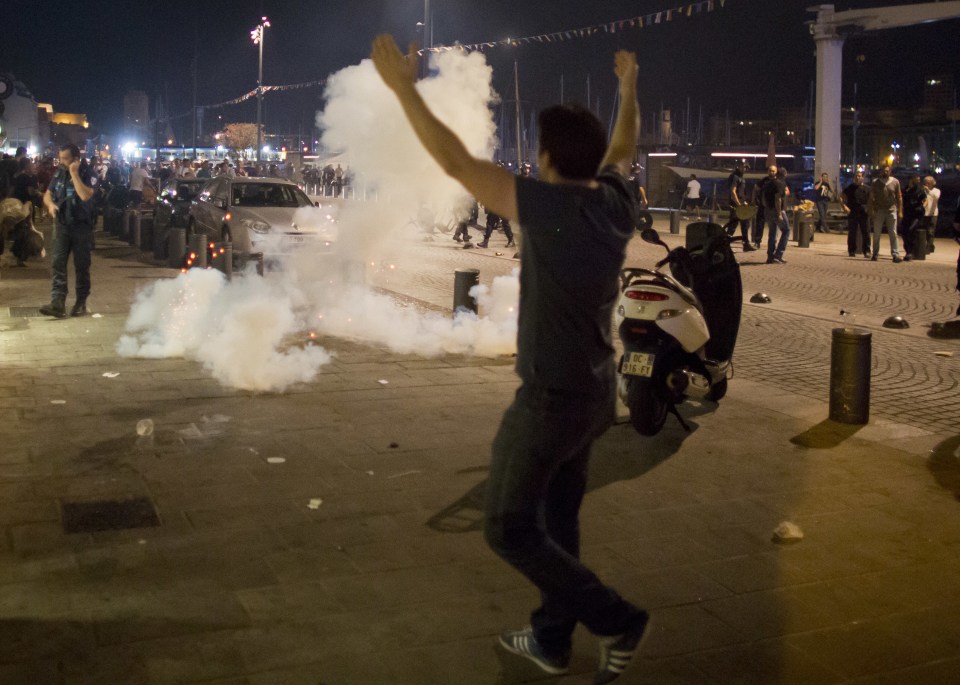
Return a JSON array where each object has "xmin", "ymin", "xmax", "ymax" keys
[{"xmin": 250, "ymin": 16, "xmax": 271, "ymax": 163}]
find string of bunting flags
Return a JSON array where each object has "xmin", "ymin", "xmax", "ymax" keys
[
  {"xmin": 151, "ymin": 78, "xmax": 329, "ymax": 124},
  {"xmin": 420, "ymin": 0, "xmax": 725, "ymax": 54},
  {"xmin": 201, "ymin": 77, "xmax": 329, "ymax": 111}
]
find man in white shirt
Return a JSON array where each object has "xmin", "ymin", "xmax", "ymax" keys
[
  {"xmin": 682, "ymin": 174, "xmax": 701, "ymax": 219},
  {"xmin": 922, "ymin": 176, "xmax": 940, "ymax": 254},
  {"xmin": 180, "ymin": 159, "xmax": 196, "ymax": 179},
  {"xmin": 128, "ymin": 162, "xmax": 150, "ymax": 208}
]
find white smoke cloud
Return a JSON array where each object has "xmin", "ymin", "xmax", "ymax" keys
[
  {"xmin": 117, "ymin": 49, "xmax": 518, "ymax": 392},
  {"xmin": 318, "ymin": 50, "xmax": 498, "ymax": 262},
  {"xmin": 310, "ymin": 269, "xmax": 519, "ymax": 357},
  {"xmin": 117, "ymin": 269, "xmax": 330, "ymax": 392}
]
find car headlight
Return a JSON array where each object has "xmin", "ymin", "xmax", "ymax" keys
[{"xmin": 240, "ymin": 219, "xmax": 271, "ymax": 234}]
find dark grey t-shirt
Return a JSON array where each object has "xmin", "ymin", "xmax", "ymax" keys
[{"xmin": 514, "ymin": 166, "xmax": 635, "ymax": 394}]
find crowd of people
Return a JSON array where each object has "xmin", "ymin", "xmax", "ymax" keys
[
  {"xmin": 677, "ymin": 163, "xmax": 956, "ymax": 268},
  {"xmin": 0, "ymin": 145, "xmax": 354, "ymax": 318}
]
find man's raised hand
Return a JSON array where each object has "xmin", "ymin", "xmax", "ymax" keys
[
  {"xmin": 613, "ymin": 50, "xmax": 638, "ymax": 86},
  {"xmin": 371, "ymin": 34, "xmax": 419, "ymax": 94}
]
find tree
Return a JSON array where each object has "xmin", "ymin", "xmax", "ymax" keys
[{"xmin": 221, "ymin": 123, "xmax": 262, "ymax": 158}]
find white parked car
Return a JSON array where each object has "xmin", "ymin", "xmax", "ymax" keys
[{"xmin": 188, "ymin": 177, "xmax": 339, "ymax": 267}]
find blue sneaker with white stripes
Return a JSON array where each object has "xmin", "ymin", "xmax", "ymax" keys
[
  {"xmin": 498, "ymin": 626, "xmax": 570, "ymax": 675},
  {"xmin": 595, "ymin": 610, "xmax": 650, "ymax": 684}
]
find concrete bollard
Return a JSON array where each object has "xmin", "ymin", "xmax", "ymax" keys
[
  {"xmin": 453, "ymin": 269, "xmax": 480, "ymax": 316},
  {"xmin": 168, "ymin": 228, "xmax": 186, "ymax": 268},
  {"xmin": 669, "ymin": 209, "xmax": 681, "ymax": 235},
  {"xmin": 829, "ymin": 327, "xmax": 871, "ymax": 424}
]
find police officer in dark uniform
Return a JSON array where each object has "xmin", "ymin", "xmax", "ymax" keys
[
  {"xmin": 478, "ymin": 162, "xmax": 523, "ymax": 248},
  {"xmin": 39, "ymin": 144, "xmax": 99, "ymax": 318}
]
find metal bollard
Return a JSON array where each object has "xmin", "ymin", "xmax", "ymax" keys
[
  {"xmin": 139, "ymin": 212, "xmax": 154, "ymax": 252},
  {"xmin": 122, "ymin": 209, "xmax": 134, "ymax": 241},
  {"xmin": 829, "ymin": 327, "xmax": 871, "ymax": 424},
  {"xmin": 453, "ymin": 269, "xmax": 480, "ymax": 316},
  {"xmin": 168, "ymin": 228, "xmax": 186, "ymax": 268},
  {"xmin": 188, "ymin": 233, "xmax": 207, "ymax": 268},
  {"xmin": 210, "ymin": 242, "xmax": 233, "ymax": 279},
  {"xmin": 707, "ymin": 212, "xmax": 717, "ymax": 225},
  {"xmin": 669, "ymin": 209, "xmax": 681, "ymax": 235},
  {"xmin": 911, "ymin": 227, "xmax": 927, "ymax": 261},
  {"xmin": 129, "ymin": 211, "xmax": 141, "ymax": 247},
  {"xmin": 797, "ymin": 218, "xmax": 811, "ymax": 248}
]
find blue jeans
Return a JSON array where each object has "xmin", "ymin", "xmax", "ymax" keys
[
  {"xmin": 484, "ymin": 383, "xmax": 641, "ymax": 658},
  {"xmin": 766, "ymin": 211, "xmax": 789, "ymax": 260},
  {"xmin": 815, "ymin": 200, "xmax": 829, "ymax": 231},
  {"xmin": 51, "ymin": 222, "xmax": 93, "ymax": 301}
]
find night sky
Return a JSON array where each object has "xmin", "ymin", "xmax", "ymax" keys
[{"xmin": 2, "ymin": 0, "xmax": 958, "ymax": 138}]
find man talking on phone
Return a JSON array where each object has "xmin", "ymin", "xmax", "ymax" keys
[
  {"xmin": 39, "ymin": 144, "xmax": 99, "ymax": 318},
  {"xmin": 372, "ymin": 36, "xmax": 649, "ymax": 683}
]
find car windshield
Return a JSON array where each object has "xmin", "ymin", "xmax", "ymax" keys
[{"xmin": 231, "ymin": 183, "xmax": 311, "ymax": 208}]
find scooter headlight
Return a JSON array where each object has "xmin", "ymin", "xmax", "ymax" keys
[{"xmin": 657, "ymin": 309, "xmax": 683, "ymax": 320}]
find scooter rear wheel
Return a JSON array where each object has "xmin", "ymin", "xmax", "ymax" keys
[{"xmin": 627, "ymin": 377, "xmax": 669, "ymax": 436}]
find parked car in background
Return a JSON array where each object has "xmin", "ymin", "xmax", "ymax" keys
[{"xmin": 187, "ymin": 177, "xmax": 339, "ymax": 268}]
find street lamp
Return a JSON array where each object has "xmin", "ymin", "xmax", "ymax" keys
[{"xmin": 250, "ymin": 16, "xmax": 271, "ymax": 163}]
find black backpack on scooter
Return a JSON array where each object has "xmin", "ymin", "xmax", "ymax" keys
[{"xmin": 672, "ymin": 221, "xmax": 742, "ymax": 364}]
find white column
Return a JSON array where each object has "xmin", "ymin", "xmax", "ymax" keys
[{"xmin": 811, "ymin": 5, "xmax": 844, "ymax": 187}]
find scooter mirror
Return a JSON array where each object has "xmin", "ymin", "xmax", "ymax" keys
[{"xmin": 639, "ymin": 228, "xmax": 661, "ymax": 245}]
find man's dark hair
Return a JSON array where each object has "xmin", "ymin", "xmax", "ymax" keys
[
  {"xmin": 17, "ymin": 156, "xmax": 32, "ymax": 172},
  {"xmin": 538, "ymin": 104, "xmax": 607, "ymax": 180},
  {"xmin": 15, "ymin": 146, "xmax": 27, "ymax": 157},
  {"xmin": 59, "ymin": 143, "xmax": 81, "ymax": 160}
]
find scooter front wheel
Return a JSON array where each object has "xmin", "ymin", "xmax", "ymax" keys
[{"xmin": 627, "ymin": 377, "xmax": 669, "ymax": 436}]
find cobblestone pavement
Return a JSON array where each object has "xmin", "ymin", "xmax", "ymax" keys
[{"xmin": 371, "ymin": 220, "xmax": 960, "ymax": 437}]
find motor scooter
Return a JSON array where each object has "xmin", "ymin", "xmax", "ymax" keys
[{"xmin": 615, "ymin": 222, "xmax": 742, "ymax": 436}]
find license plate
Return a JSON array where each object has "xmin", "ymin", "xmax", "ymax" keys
[
  {"xmin": 283, "ymin": 234, "xmax": 306, "ymax": 246},
  {"xmin": 623, "ymin": 352, "xmax": 655, "ymax": 377}
]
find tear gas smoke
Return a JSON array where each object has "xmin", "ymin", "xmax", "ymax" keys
[
  {"xmin": 117, "ymin": 269, "xmax": 331, "ymax": 392},
  {"xmin": 312, "ymin": 270, "xmax": 519, "ymax": 357},
  {"xmin": 118, "ymin": 49, "xmax": 519, "ymax": 392}
]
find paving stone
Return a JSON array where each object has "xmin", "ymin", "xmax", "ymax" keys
[
  {"xmin": 783, "ymin": 618, "xmax": 934, "ymax": 679},
  {"xmin": 1, "ymin": 226, "xmax": 958, "ymax": 682}
]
